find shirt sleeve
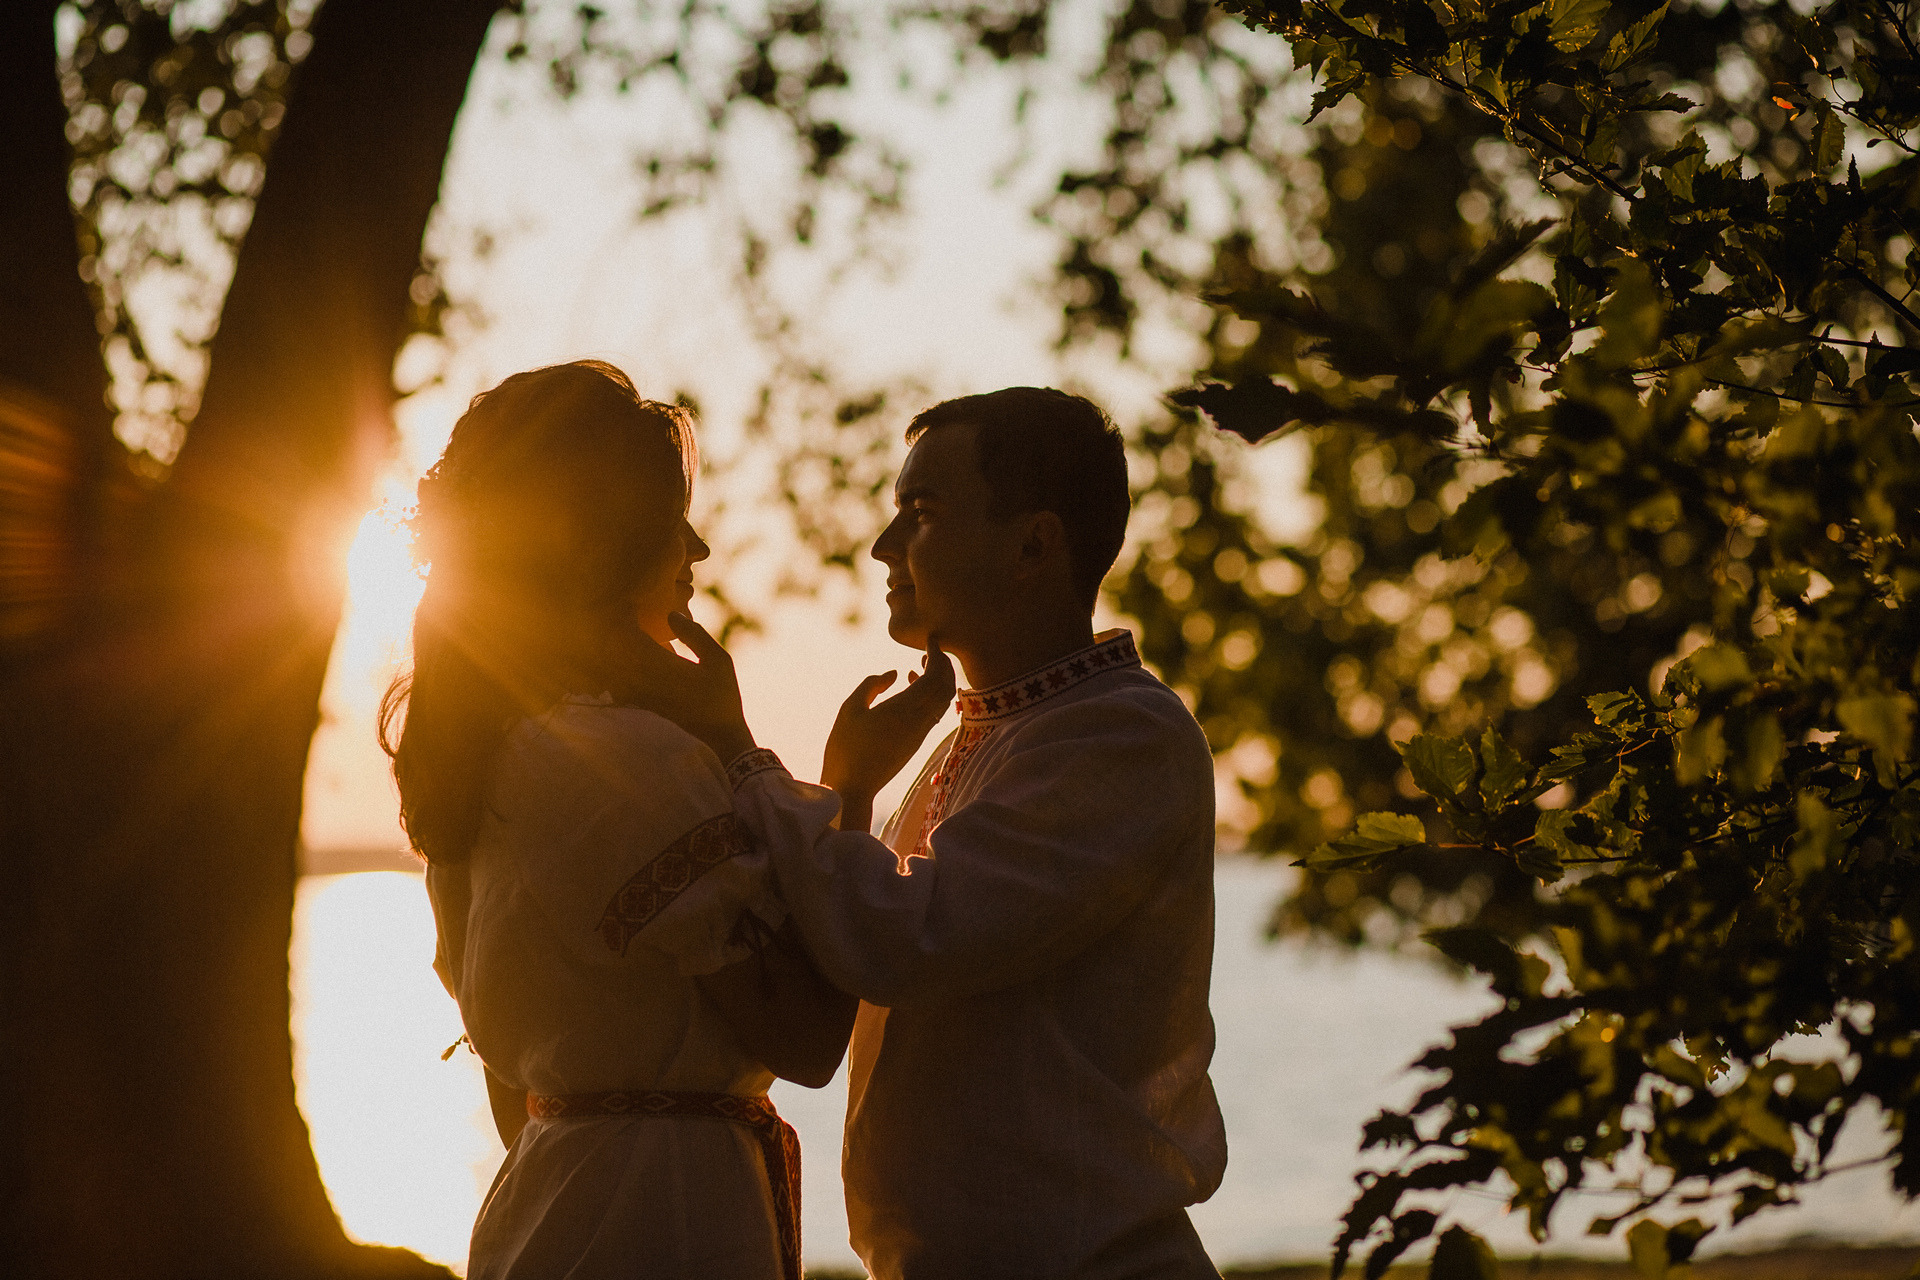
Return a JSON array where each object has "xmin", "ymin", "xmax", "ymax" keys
[
  {"xmin": 730, "ymin": 692, "xmax": 1212, "ymax": 1006},
  {"xmin": 493, "ymin": 703, "xmax": 784, "ymax": 977}
]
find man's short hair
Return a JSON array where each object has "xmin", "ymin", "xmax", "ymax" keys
[{"xmin": 906, "ymin": 387, "xmax": 1129, "ymax": 608}]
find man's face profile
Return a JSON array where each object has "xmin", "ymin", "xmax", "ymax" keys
[{"xmin": 872, "ymin": 420, "xmax": 1017, "ymax": 655}]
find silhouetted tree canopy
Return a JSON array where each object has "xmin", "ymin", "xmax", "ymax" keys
[{"xmin": 1114, "ymin": 0, "xmax": 1919, "ymax": 1272}]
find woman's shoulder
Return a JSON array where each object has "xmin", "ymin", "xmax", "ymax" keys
[
  {"xmin": 480, "ymin": 699, "xmax": 747, "ymax": 951},
  {"xmin": 503, "ymin": 699, "xmax": 727, "ymax": 795}
]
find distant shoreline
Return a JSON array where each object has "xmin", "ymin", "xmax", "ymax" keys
[
  {"xmin": 1217, "ymin": 1242, "xmax": 1920, "ymax": 1279},
  {"xmin": 802, "ymin": 1244, "xmax": 1920, "ymax": 1279},
  {"xmin": 298, "ymin": 846, "xmax": 419, "ymax": 877}
]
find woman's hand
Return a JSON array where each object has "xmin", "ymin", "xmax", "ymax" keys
[
  {"xmin": 623, "ymin": 612, "xmax": 757, "ymax": 765},
  {"xmin": 822, "ymin": 643, "xmax": 956, "ymax": 832}
]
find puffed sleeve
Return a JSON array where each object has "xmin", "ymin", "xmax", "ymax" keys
[
  {"xmin": 489, "ymin": 702, "xmax": 785, "ymax": 976},
  {"xmin": 728, "ymin": 689, "xmax": 1213, "ymax": 1006}
]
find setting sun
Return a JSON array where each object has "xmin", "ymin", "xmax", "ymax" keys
[{"xmin": 329, "ymin": 501, "xmax": 426, "ymax": 716}]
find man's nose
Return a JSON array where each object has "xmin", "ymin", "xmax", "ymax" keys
[{"xmin": 871, "ymin": 518, "xmax": 903, "ymax": 565}]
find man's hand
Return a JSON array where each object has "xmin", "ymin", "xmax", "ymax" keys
[
  {"xmin": 822, "ymin": 643, "xmax": 956, "ymax": 832},
  {"xmin": 623, "ymin": 612, "xmax": 757, "ymax": 764}
]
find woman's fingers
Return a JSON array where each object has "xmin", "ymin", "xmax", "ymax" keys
[
  {"xmin": 922, "ymin": 640, "xmax": 955, "ymax": 694},
  {"xmin": 666, "ymin": 611, "xmax": 730, "ymax": 668},
  {"xmin": 628, "ymin": 630, "xmax": 696, "ymax": 678}
]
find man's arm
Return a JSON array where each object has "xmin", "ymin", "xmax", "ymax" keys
[
  {"xmin": 735, "ymin": 695, "xmax": 1213, "ymax": 1007},
  {"xmin": 695, "ymin": 919, "xmax": 858, "ymax": 1088}
]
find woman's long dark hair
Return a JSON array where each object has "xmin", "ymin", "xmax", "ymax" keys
[{"xmin": 379, "ymin": 361, "xmax": 695, "ymax": 864}]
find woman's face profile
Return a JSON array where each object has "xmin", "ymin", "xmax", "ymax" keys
[{"xmin": 633, "ymin": 517, "xmax": 710, "ymax": 643}]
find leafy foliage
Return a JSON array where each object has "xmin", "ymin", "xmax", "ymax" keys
[
  {"xmin": 1147, "ymin": 0, "xmax": 1920, "ymax": 1268},
  {"xmin": 59, "ymin": 0, "xmax": 318, "ymax": 467}
]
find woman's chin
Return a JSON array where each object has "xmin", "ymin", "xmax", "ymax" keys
[{"xmin": 884, "ymin": 611, "xmax": 929, "ymax": 651}]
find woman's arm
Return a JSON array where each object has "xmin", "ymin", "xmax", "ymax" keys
[
  {"xmin": 484, "ymin": 1066, "xmax": 528, "ymax": 1149},
  {"xmin": 695, "ymin": 918, "xmax": 857, "ymax": 1088}
]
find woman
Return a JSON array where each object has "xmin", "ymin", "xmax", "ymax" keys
[{"xmin": 380, "ymin": 361, "xmax": 852, "ymax": 1280}]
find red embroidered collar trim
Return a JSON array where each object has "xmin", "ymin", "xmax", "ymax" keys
[{"xmin": 955, "ymin": 631, "xmax": 1140, "ymax": 723}]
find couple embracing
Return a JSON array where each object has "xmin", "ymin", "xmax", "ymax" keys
[{"xmin": 382, "ymin": 361, "xmax": 1227, "ymax": 1280}]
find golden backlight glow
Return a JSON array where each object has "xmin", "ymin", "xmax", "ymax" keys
[
  {"xmin": 300, "ymin": 392, "xmax": 459, "ymax": 852},
  {"xmin": 333, "ymin": 500, "xmax": 428, "ymax": 713},
  {"xmin": 292, "ymin": 872, "xmax": 503, "ymax": 1273}
]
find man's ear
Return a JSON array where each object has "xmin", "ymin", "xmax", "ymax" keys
[{"xmin": 1012, "ymin": 510, "xmax": 1070, "ymax": 581}]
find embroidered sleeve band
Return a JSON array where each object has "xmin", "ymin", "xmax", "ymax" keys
[
  {"xmin": 726, "ymin": 747, "xmax": 787, "ymax": 791},
  {"xmin": 597, "ymin": 812, "xmax": 752, "ymax": 955}
]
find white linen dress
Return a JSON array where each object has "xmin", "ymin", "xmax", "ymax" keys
[{"xmin": 427, "ymin": 698, "xmax": 789, "ymax": 1280}]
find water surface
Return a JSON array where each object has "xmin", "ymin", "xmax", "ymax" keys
[{"xmin": 291, "ymin": 859, "xmax": 1920, "ymax": 1274}]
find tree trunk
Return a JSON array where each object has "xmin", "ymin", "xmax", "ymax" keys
[{"xmin": 3, "ymin": 1, "xmax": 499, "ymax": 1275}]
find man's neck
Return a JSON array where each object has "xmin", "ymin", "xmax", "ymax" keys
[{"xmin": 950, "ymin": 615, "xmax": 1099, "ymax": 690}]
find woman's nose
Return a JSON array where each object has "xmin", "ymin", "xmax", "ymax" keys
[{"xmin": 686, "ymin": 522, "xmax": 712, "ymax": 562}]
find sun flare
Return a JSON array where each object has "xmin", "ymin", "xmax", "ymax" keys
[{"xmin": 328, "ymin": 502, "xmax": 427, "ymax": 716}]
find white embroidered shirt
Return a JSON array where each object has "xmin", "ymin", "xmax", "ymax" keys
[{"xmin": 729, "ymin": 631, "xmax": 1228, "ymax": 1280}]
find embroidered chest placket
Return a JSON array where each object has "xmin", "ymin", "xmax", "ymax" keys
[{"xmin": 906, "ymin": 631, "xmax": 1141, "ymax": 866}]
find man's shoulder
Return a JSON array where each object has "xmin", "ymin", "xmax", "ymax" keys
[{"xmin": 1007, "ymin": 667, "xmax": 1210, "ymax": 764}]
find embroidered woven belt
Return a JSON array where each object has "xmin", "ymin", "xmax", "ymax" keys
[{"xmin": 526, "ymin": 1089, "xmax": 800, "ymax": 1280}]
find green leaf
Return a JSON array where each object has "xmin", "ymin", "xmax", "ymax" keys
[
  {"xmin": 1426, "ymin": 926, "xmax": 1548, "ymax": 995},
  {"xmin": 1542, "ymin": 733, "xmax": 1612, "ymax": 781},
  {"xmin": 1455, "ymin": 219, "xmax": 1557, "ymax": 297},
  {"xmin": 1588, "ymin": 689, "xmax": 1653, "ymax": 735},
  {"xmin": 1402, "ymin": 734, "xmax": 1479, "ymax": 809},
  {"xmin": 1479, "ymin": 728, "xmax": 1531, "ymax": 810},
  {"xmin": 1812, "ymin": 102, "xmax": 1845, "ymax": 173},
  {"xmin": 1171, "ymin": 378, "xmax": 1331, "ymax": 444},
  {"xmin": 1301, "ymin": 811, "xmax": 1427, "ymax": 871},
  {"xmin": 1546, "ymin": 0, "xmax": 1607, "ymax": 51},
  {"xmin": 1683, "ymin": 644, "xmax": 1753, "ymax": 692},
  {"xmin": 1534, "ymin": 808, "xmax": 1599, "ymax": 862},
  {"xmin": 1590, "ymin": 258, "xmax": 1662, "ymax": 369},
  {"xmin": 1515, "ymin": 842, "xmax": 1566, "ymax": 881},
  {"xmin": 1667, "ymin": 1220, "xmax": 1710, "ymax": 1265},
  {"xmin": 1784, "ymin": 357, "xmax": 1817, "ymax": 405},
  {"xmin": 1675, "ymin": 713, "xmax": 1727, "ymax": 784},
  {"xmin": 1601, "ymin": 0, "xmax": 1666, "ymax": 72},
  {"xmin": 1627, "ymin": 1219, "xmax": 1669, "ymax": 1279},
  {"xmin": 1790, "ymin": 792, "xmax": 1836, "ymax": 880},
  {"xmin": 1435, "ymin": 279, "xmax": 1555, "ymax": 371},
  {"xmin": 1652, "ymin": 130, "xmax": 1706, "ymax": 202},
  {"xmin": 1428, "ymin": 1225, "xmax": 1500, "ymax": 1280},
  {"xmin": 1735, "ymin": 713, "xmax": 1784, "ymax": 791},
  {"xmin": 1836, "ymin": 691, "xmax": 1914, "ymax": 787},
  {"xmin": 1367, "ymin": 1209, "xmax": 1440, "ymax": 1278},
  {"xmin": 1787, "ymin": 11, "xmax": 1837, "ymax": 65},
  {"xmin": 1812, "ymin": 342, "xmax": 1850, "ymax": 391}
]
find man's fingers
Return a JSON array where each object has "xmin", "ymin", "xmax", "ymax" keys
[
  {"xmin": 846, "ymin": 671, "xmax": 897, "ymax": 710},
  {"xmin": 666, "ymin": 611, "xmax": 730, "ymax": 666}
]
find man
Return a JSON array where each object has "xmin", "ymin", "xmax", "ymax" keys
[{"xmin": 645, "ymin": 387, "xmax": 1226, "ymax": 1279}]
